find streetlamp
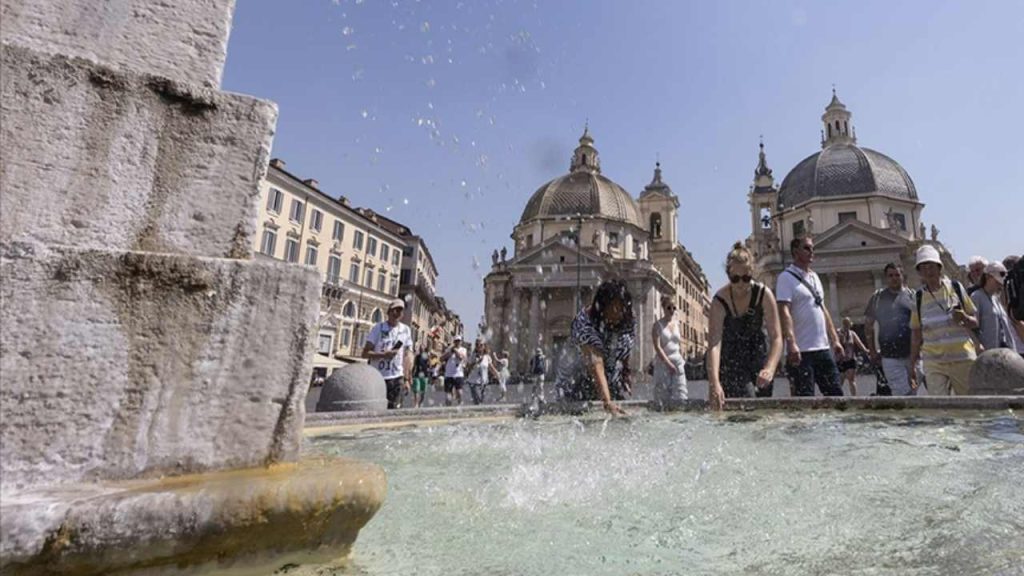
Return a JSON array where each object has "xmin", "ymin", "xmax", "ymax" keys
[{"xmin": 566, "ymin": 212, "xmax": 586, "ymax": 313}]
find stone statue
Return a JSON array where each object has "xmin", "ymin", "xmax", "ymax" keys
[
  {"xmin": 500, "ymin": 246, "xmax": 507, "ymax": 262},
  {"xmin": 884, "ymin": 207, "xmax": 897, "ymax": 230},
  {"xmin": 491, "ymin": 249, "xmax": 499, "ymax": 266},
  {"xmin": 919, "ymin": 222, "xmax": 927, "ymax": 240},
  {"xmin": 930, "ymin": 224, "xmax": 939, "ymax": 241},
  {"xmin": 807, "ymin": 216, "xmax": 815, "ymax": 234}
]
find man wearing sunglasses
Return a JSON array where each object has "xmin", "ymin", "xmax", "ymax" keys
[
  {"xmin": 363, "ymin": 298, "xmax": 414, "ymax": 409},
  {"xmin": 776, "ymin": 237, "xmax": 845, "ymax": 396}
]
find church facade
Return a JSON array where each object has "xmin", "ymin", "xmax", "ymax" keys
[
  {"xmin": 483, "ymin": 128, "xmax": 710, "ymax": 377},
  {"xmin": 746, "ymin": 91, "xmax": 963, "ymax": 327}
]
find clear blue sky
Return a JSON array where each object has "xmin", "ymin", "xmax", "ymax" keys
[{"xmin": 224, "ymin": 0, "xmax": 1023, "ymax": 338}]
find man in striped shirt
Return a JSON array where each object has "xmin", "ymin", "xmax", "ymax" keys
[{"xmin": 909, "ymin": 245, "xmax": 979, "ymax": 395}]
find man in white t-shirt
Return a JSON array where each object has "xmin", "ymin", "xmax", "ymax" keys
[
  {"xmin": 363, "ymin": 298, "xmax": 414, "ymax": 409},
  {"xmin": 441, "ymin": 335, "xmax": 468, "ymax": 406},
  {"xmin": 776, "ymin": 236, "xmax": 845, "ymax": 396}
]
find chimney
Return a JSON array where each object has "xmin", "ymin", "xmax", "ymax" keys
[
  {"xmin": 303, "ymin": 178, "xmax": 319, "ymax": 189},
  {"xmin": 339, "ymin": 196, "xmax": 351, "ymax": 207},
  {"xmin": 269, "ymin": 158, "xmax": 286, "ymax": 169}
]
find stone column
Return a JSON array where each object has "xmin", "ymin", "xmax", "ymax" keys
[
  {"xmin": 827, "ymin": 273, "xmax": 840, "ymax": 318},
  {"xmin": 508, "ymin": 287, "xmax": 521, "ymax": 373},
  {"xmin": 872, "ymin": 270, "xmax": 883, "ymax": 291},
  {"xmin": 528, "ymin": 288, "xmax": 541, "ymax": 354}
]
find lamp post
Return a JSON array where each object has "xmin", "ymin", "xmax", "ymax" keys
[{"xmin": 567, "ymin": 212, "xmax": 585, "ymax": 313}]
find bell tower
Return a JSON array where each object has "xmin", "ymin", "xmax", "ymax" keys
[
  {"xmin": 821, "ymin": 87, "xmax": 856, "ymax": 148},
  {"xmin": 638, "ymin": 161, "xmax": 679, "ymax": 247},
  {"xmin": 569, "ymin": 123, "xmax": 601, "ymax": 174},
  {"xmin": 747, "ymin": 138, "xmax": 781, "ymax": 262}
]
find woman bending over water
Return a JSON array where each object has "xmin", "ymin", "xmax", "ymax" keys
[
  {"xmin": 707, "ymin": 242, "xmax": 783, "ymax": 410},
  {"xmin": 555, "ymin": 279, "xmax": 635, "ymax": 416}
]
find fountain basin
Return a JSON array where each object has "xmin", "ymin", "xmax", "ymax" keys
[{"xmin": 0, "ymin": 457, "xmax": 386, "ymax": 576}]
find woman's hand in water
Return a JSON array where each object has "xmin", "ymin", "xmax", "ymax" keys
[
  {"xmin": 708, "ymin": 383, "xmax": 725, "ymax": 411},
  {"xmin": 603, "ymin": 400, "xmax": 627, "ymax": 416},
  {"xmin": 756, "ymin": 368, "xmax": 774, "ymax": 389}
]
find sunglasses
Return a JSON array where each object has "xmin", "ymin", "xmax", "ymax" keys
[
  {"xmin": 800, "ymin": 245, "xmax": 814, "ymax": 252},
  {"xmin": 664, "ymin": 305, "xmax": 677, "ymax": 310},
  {"xmin": 729, "ymin": 274, "xmax": 752, "ymax": 284}
]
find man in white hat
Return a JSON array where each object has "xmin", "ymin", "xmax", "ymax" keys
[
  {"xmin": 441, "ymin": 334, "xmax": 468, "ymax": 406},
  {"xmin": 909, "ymin": 245, "xmax": 978, "ymax": 395},
  {"xmin": 363, "ymin": 298, "xmax": 414, "ymax": 409}
]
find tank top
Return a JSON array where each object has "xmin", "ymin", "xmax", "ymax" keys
[{"xmin": 714, "ymin": 282, "xmax": 768, "ymax": 372}]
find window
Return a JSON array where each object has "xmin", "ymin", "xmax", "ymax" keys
[
  {"xmin": 366, "ymin": 236, "xmax": 378, "ymax": 258},
  {"xmin": 341, "ymin": 327, "xmax": 351, "ymax": 347},
  {"xmin": 371, "ymin": 309, "xmax": 383, "ymax": 323},
  {"xmin": 288, "ymin": 199, "xmax": 305, "ymax": 224},
  {"xmin": 392, "ymin": 250, "xmax": 401, "ymax": 266},
  {"xmin": 266, "ymin": 188, "xmax": 284, "ymax": 213},
  {"xmin": 893, "ymin": 213, "xmax": 907, "ymax": 231},
  {"xmin": 526, "ymin": 234, "xmax": 534, "ymax": 248},
  {"xmin": 305, "ymin": 245, "xmax": 318, "ymax": 266},
  {"xmin": 403, "ymin": 246, "xmax": 414, "ymax": 257},
  {"xmin": 400, "ymin": 269, "xmax": 412, "ymax": 285},
  {"xmin": 838, "ymin": 211, "xmax": 857, "ymax": 224},
  {"xmin": 377, "ymin": 272, "xmax": 386, "ymax": 292},
  {"xmin": 317, "ymin": 334, "xmax": 333, "ymax": 355},
  {"xmin": 327, "ymin": 255, "xmax": 342, "ymax": 283},
  {"xmin": 353, "ymin": 230, "xmax": 365, "ymax": 251},
  {"xmin": 390, "ymin": 278, "xmax": 398, "ymax": 295},
  {"xmin": 349, "ymin": 263, "xmax": 361, "ymax": 283},
  {"xmin": 380, "ymin": 244, "xmax": 390, "ymax": 263},
  {"xmin": 792, "ymin": 220, "xmax": 806, "ymax": 238},
  {"xmin": 608, "ymin": 232, "xmax": 619, "ymax": 248},
  {"xmin": 650, "ymin": 213, "xmax": 662, "ymax": 239},
  {"xmin": 310, "ymin": 209, "xmax": 323, "ymax": 232},
  {"xmin": 332, "ymin": 220, "xmax": 345, "ymax": 242},
  {"xmin": 365, "ymin": 269, "xmax": 373, "ymax": 287},
  {"xmin": 259, "ymin": 229, "xmax": 277, "ymax": 256},
  {"xmin": 343, "ymin": 302, "xmax": 356, "ymax": 318},
  {"xmin": 284, "ymin": 238, "xmax": 300, "ymax": 263}
]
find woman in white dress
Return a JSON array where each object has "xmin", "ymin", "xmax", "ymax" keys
[{"xmin": 652, "ymin": 294, "xmax": 688, "ymax": 405}]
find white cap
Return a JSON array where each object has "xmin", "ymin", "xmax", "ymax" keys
[
  {"xmin": 387, "ymin": 298, "xmax": 405, "ymax": 311},
  {"xmin": 915, "ymin": 245, "xmax": 942, "ymax": 269},
  {"xmin": 453, "ymin": 334, "xmax": 463, "ymax": 341},
  {"xmin": 985, "ymin": 262, "xmax": 1007, "ymax": 284}
]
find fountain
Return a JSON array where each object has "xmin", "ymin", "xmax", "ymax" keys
[{"xmin": 0, "ymin": 1, "xmax": 385, "ymax": 573}]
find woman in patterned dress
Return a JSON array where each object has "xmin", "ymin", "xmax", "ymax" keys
[{"xmin": 555, "ymin": 279, "xmax": 635, "ymax": 416}]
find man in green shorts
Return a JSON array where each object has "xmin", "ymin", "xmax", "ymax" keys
[{"xmin": 412, "ymin": 346, "xmax": 431, "ymax": 408}]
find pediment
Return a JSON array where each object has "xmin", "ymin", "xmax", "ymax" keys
[
  {"xmin": 815, "ymin": 220, "xmax": 906, "ymax": 251},
  {"xmin": 513, "ymin": 236, "xmax": 602, "ymax": 267}
]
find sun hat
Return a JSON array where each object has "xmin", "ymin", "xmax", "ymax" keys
[
  {"xmin": 914, "ymin": 245, "xmax": 942, "ymax": 269},
  {"xmin": 984, "ymin": 262, "xmax": 1007, "ymax": 284},
  {"xmin": 387, "ymin": 298, "xmax": 405, "ymax": 310}
]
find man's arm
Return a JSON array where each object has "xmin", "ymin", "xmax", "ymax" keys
[
  {"xmin": 909, "ymin": 326, "xmax": 923, "ymax": 389},
  {"xmin": 863, "ymin": 294, "xmax": 879, "ymax": 363},
  {"xmin": 778, "ymin": 301, "xmax": 798, "ymax": 362},
  {"xmin": 821, "ymin": 305, "xmax": 844, "ymax": 357}
]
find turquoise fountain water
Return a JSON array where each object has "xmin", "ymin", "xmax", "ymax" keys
[{"xmin": 306, "ymin": 410, "xmax": 1024, "ymax": 575}]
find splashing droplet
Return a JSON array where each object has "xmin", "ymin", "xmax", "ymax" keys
[{"xmin": 341, "ymin": 26, "xmax": 354, "ymax": 36}]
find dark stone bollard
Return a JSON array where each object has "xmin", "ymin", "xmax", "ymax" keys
[
  {"xmin": 969, "ymin": 349, "xmax": 1024, "ymax": 395},
  {"xmin": 316, "ymin": 362, "xmax": 387, "ymax": 412}
]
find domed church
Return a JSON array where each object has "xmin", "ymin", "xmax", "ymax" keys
[
  {"xmin": 747, "ymin": 90, "xmax": 962, "ymax": 325},
  {"xmin": 483, "ymin": 127, "xmax": 710, "ymax": 378}
]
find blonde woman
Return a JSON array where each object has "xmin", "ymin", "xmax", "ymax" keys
[
  {"xmin": 651, "ymin": 294, "xmax": 688, "ymax": 405},
  {"xmin": 707, "ymin": 242, "xmax": 783, "ymax": 409}
]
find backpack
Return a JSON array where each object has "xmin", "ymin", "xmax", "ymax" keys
[{"xmin": 1007, "ymin": 257, "xmax": 1024, "ymax": 322}]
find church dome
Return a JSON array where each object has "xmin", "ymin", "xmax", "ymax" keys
[
  {"xmin": 778, "ymin": 144, "xmax": 918, "ymax": 209},
  {"xmin": 518, "ymin": 127, "xmax": 643, "ymax": 227}
]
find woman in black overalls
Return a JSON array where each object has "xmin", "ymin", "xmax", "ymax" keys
[{"xmin": 706, "ymin": 242, "xmax": 784, "ymax": 409}]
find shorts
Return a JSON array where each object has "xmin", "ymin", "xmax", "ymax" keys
[
  {"xmin": 837, "ymin": 358, "xmax": 858, "ymax": 372},
  {"xmin": 444, "ymin": 377, "xmax": 464, "ymax": 393},
  {"xmin": 413, "ymin": 376, "xmax": 429, "ymax": 393},
  {"xmin": 384, "ymin": 377, "xmax": 404, "ymax": 409}
]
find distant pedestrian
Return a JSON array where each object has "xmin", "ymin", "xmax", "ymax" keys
[
  {"xmin": 837, "ymin": 317, "xmax": 870, "ymax": 396},
  {"xmin": 651, "ymin": 294, "xmax": 688, "ymax": 406},
  {"xmin": 966, "ymin": 256, "xmax": 988, "ymax": 296},
  {"xmin": 496, "ymin": 352, "xmax": 510, "ymax": 401},
  {"xmin": 529, "ymin": 348, "xmax": 547, "ymax": 403},
  {"xmin": 707, "ymin": 242, "xmax": 783, "ymax": 409},
  {"xmin": 467, "ymin": 341, "xmax": 498, "ymax": 405},
  {"xmin": 909, "ymin": 245, "xmax": 979, "ymax": 395},
  {"xmin": 412, "ymin": 347, "xmax": 431, "ymax": 408},
  {"xmin": 554, "ymin": 279, "xmax": 634, "ymax": 416},
  {"xmin": 971, "ymin": 262, "xmax": 1015, "ymax": 352},
  {"xmin": 441, "ymin": 336, "xmax": 468, "ymax": 406},
  {"xmin": 864, "ymin": 263, "xmax": 918, "ymax": 395},
  {"xmin": 363, "ymin": 298, "xmax": 414, "ymax": 409},
  {"xmin": 776, "ymin": 237, "xmax": 845, "ymax": 396}
]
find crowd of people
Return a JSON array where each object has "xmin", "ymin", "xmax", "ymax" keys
[{"xmin": 359, "ymin": 241, "xmax": 1023, "ymax": 414}]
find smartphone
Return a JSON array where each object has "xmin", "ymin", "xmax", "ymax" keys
[{"xmin": 391, "ymin": 340, "xmax": 404, "ymax": 350}]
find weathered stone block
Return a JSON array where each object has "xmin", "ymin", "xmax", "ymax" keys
[
  {"xmin": 0, "ymin": 242, "xmax": 321, "ymax": 492},
  {"xmin": 0, "ymin": 44, "xmax": 277, "ymax": 259},
  {"xmin": 0, "ymin": 0, "xmax": 235, "ymax": 87},
  {"xmin": 969, "ymin": 348, "xmax": 1024, "ymax": 395},
  {"xmin": 317, "ymin": 363, "xmax": 388, "ymax": 412}
]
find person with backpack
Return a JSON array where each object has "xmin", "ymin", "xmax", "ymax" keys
[
  {"xmin": 707, "ymin": 242, "xmax": 783, "ymax": 408},
  {"xmin": 776, "ymin": 237, "xmax": 845, "ymax": 397},
  {"xmin": 909, "ymin": 245, "xmax": 979, "ymax": 395},
  {"xmin": 864, "ymin": 263, "xmax": 918, "ymax": 395}
]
